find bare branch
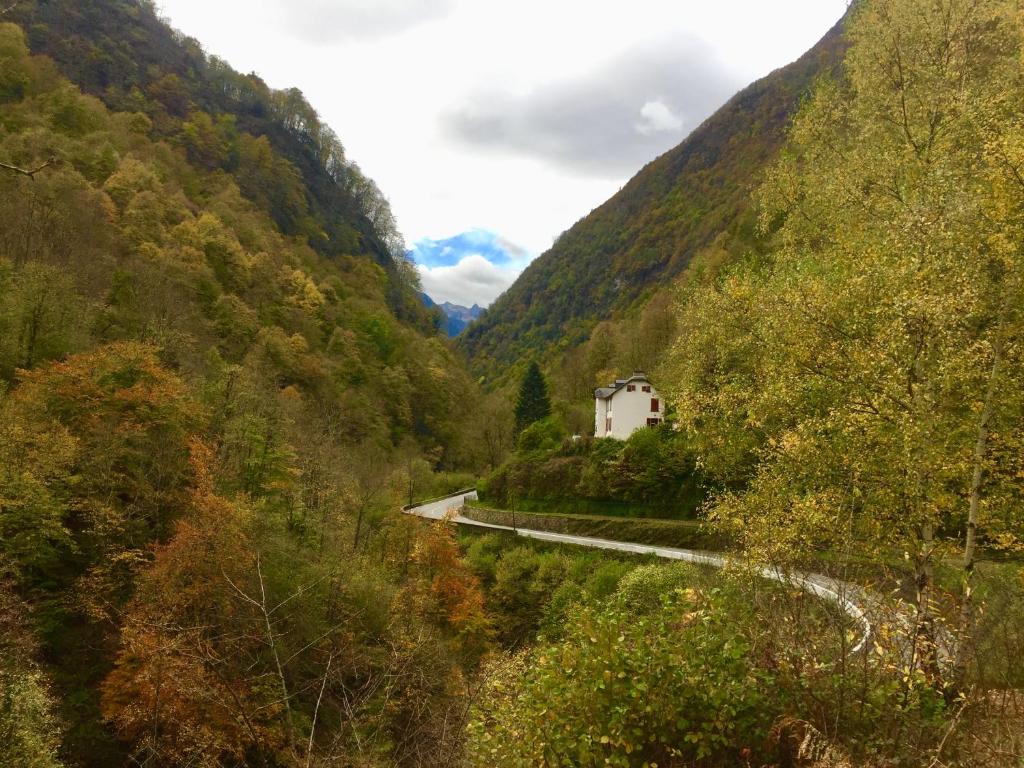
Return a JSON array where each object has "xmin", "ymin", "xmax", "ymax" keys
[
  {"xmin": 0, "ymin": 157, "xmax": 60, "ymax": 180},
  {"xmin": 306, "ymin": 653, "xmax": 333, "ymax": 768},
  {"xmin": 256, "ymin": 555, "xmax": 296, "ymax": 755},
  {"xmin": 220, "ymin": 568, "xmax": 261, "ymax": 609}
]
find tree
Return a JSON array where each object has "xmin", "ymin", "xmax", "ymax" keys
[
  {"xmin": 667, "ymin": 0, "xmax": 1024, "ymax": 681},
  {"xmin": 100, "ymin": 444, "xmax": 259, "ymax": 767},
  {"xmin": 514, "ymin": 361, "xmax": 551, "ymax": 435},
  {"xmin": 0, "ymin": 261, "xmax": 87, "ymax": 377},
  {"xmin": 346, "ymin": 441, "xmax": 395, "ymax": 552},
  {"xmin": 0, "ymin": 571, "xmax": 64, "ymax": 768},
  {"xmin": 0, "ymin": 388, "xmax": 76, "ymax": 585},
  {"xmin": 9, "ymin": 342, "xmax": 199, "ymax": 614},
  {"xmin": 408, "ymin": 521, "xmax": 493, "ymax": 660},
  {"xmin": 471, "ymin": 393, "xmax": 514, "ymax": 472}
]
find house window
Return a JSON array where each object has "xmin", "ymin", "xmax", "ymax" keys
[
  {"xmin": 626, "ymin": 384, "xmax": 636, "ymax": 392},
  {"xmin": 642, "ymin": 385, "xmax": 651, "ymax": 393},
  {"xmin": 650, "ymin": 398, "xmax": 660, "ymax": 412},
  {"xmin": 647, "ymin": 418, "xmax": 661, "ymax": 427}
]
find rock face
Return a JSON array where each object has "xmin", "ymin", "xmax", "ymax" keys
[{"xmin": 421, "ymin": 293, "xmax": 485, "ymax": 336}]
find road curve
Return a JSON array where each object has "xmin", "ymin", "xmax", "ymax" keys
[{"xmin": 404, "ymin": 491, "xmax": 873, "ymax": 654}]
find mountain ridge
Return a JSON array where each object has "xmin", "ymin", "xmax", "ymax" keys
[
  {"xmin": 420, "ymin": 292, "xmax": 484, "ymax": 336},
  {"xmin": 459, "ymin": 12, "xmax": 850, "ymax": 380},
  {"xmin": 6, "ymin": 0, "xmax": 434, "ymax": 330}
]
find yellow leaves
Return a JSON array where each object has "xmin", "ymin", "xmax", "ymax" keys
[
  {"xmin": 286, "ymin": 332, "xmax": 308, "ymax": 355},
  {"xmin": 103, "ymin": 155, "xmax": 161, "ymax": 209},
  {"xmin": 989, "ymin": 531, "xmax": 1024, "ymax": 553},
  {"xmin": 669, "ymin": 0, "xmax": 1024, "ymax": 577},
  {"xmin": 279, "ymin": 384, "xmax": 302, "ymax": 402},
  {"xmin": 281, "ymin": 267, "xmax": 325, "ymax": 312}
]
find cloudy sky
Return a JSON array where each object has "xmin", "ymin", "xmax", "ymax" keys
[{"xmin": 155, "ymin": 0, "xmax": 849, "ymax": 306}]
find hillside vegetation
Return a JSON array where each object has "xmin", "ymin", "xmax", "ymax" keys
[
  {"xmin": 465, "ymin": 1, "xmax": 1024, "ymax": 764},
  {"xmin": 0, "ymin": 9, "xmax": 491, "ymax": 764},
  {"xmin": 6, "ymin": 0, "xmax": 437, "ymax": 328},
  {"xmin": 1, "ymin": 0, "xmax": 1022, "ymax": 766}
]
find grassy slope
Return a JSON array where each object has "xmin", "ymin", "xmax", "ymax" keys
[{"xmin": 459, "ymin": 13, "xmax": 849, "ymax": 381}]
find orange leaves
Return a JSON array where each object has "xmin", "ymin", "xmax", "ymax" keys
[
  {"xmin": 8, "ymin": 343, "xmax": 201, "ymax": 605},
  {"xmin": 101, "ymin": 625, "xmax": 252, "ymax": 767},
  {"xmin": 14, "ymin": 340, "xmax": 195, "ymax": 433},
  {"xmin": 101, "ymin": 443, "xmax": 262, "ymax": 765},
  {"xmin": 410, "ymin": 522, "xmax": 494, "ymax": 656}
]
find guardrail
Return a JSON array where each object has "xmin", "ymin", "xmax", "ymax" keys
[
  {"xmin": 404, "ymin": 489, "xmax": 872, "ymax": 654},
  {"xmin": 400, "ymin": 488, "xmax": 476, "ymax": 513}
]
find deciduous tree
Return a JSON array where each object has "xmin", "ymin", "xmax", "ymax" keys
[{"xmin": 667, "ymin": 0, "xmax": 1024, "ymax": 681}]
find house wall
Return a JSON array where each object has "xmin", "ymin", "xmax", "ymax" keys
[
  {"xmin": 604, "ymin": 384, "xmax": 662, "ymax": 440},
  {"xmin": 595, "ymin": 398, "xmax": 609, "ymax": 437}
]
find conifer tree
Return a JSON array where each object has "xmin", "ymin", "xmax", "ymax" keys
[{"xmin": 514, "ymin": 361, "xmax": 552, "ymax": 434}]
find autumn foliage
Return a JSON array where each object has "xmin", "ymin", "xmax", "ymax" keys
[{"xmin": 409, "ymin": 521, "xmax": 494, "ymax": 659}]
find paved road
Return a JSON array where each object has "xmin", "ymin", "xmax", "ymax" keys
[{"xmin": 405, "ymin": 491, "xmax": 873, "ymax": 653}]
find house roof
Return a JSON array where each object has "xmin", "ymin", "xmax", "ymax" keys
[{"xmin": 594, "ymin": 372, "xmax": 653, "ymax": 400}]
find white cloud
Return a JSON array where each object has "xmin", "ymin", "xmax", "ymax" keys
[
  {"xmin": 636, "ymin": 100, "xmax": 684, "ymax": 136},
  {"xmin": 417, "ymin": 254, "xmax": 525, "ymax": 307},
  {"xmin": 443, "ymin": 35, "xmax": 740, "ymax": 177},
  {"xmin": 147, "ymin": 0, "xmax": 851, "ymax": 268},
  {"xmin": 277, "ymin": 0, "xmax": 453, "ymax": 43}
]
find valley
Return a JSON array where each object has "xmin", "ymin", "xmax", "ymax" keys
[{"xmin": 0, "ymin": 1, "xmax": 1022, "ymax": 767}]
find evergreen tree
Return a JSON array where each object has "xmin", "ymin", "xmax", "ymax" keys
[{"xmin": 514, "ymin": 362, "xmax": 552, "ymax": 434}]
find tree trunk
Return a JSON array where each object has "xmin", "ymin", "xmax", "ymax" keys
[
  {"xmin": 353, "ymin": 504, "xmax": 365, "ymax": 551},
  {"xmin": 912, "ymin": 523, "xmax": 941, "ymax": 684},
  {"xmin": 954, "ymin": 338, "xmax": 1003, "ymax": 682},
  {"xmin": 21, "ymin": 299, "xmax": 43, "ymax": 369}
]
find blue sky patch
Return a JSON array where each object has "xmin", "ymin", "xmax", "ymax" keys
[
  {"xmin": 410, "ymin": 229, "xmax": 526, "ymax": 268},
  {"xmin": 411, "ymin": 229, "xmax": 534, "ymax": 308}
]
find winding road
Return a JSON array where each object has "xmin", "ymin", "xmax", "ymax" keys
[{"xmin": 405, "ymin": 491, "xmax": 874, "ymax": 653}]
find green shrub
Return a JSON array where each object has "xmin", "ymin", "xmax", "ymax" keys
[
  {"xmin": 462, "ymin": 533, "xmax": 507, "ymax": 585},
  {"xmin": 480, "ymin": 425, "xmax": 709, "ymax": 518},
  {"xmin": 516, "ymin": 416, "xmax": 565, "ymax": 453},
  {"xmin": 583, "ymin": 560, "xmax": 633, "ymax": 601},
  {"xmin": 467, "ymin": 589, "xmax": 776, "ymax": 767},
  {"xmin": 614, "ymin": 562, "xmax": 700, "ymax": 614}
]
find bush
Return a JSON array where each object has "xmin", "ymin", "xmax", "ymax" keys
[
  {"xmin": 489, "ymin": 547, "xmax": 558, "ymax": 644},
  {"xmin": 462, "ymin": 533, "xmax": 507, "ymax": 585},
  {"xmin": 614, "ymin": 562, "xmax": 700, "ymax": 614},
  {"xmin": 480, "ymin": 424, "xmax": 708, "ymax": 518},
  {"xmin": 467, "ymin": 589, "xmax": 776, "ymax": 767},
  {"xmin": 516, "ymin": 416, "xmax": 565, "ymax": 453}
]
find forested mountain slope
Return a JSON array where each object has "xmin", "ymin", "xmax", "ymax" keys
[
  {"xmin": 6, "ymin": 0, "xmax": 436, "ymax": 328},
  {"xmin": 460, "ymin": 12, "xmax": 848, "ymax": 377},
  {"xmin": 0, "ymin": 6, "xmax": 489, "ymax": 763}
]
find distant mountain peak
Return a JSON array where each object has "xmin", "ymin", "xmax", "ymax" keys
[{"xmin": 420, "ymin": 294, "xmax": 484, "ymax": 336}]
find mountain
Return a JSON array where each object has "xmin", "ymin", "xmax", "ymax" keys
[
  {"xmin": 7, "ymin": 0, "xmax": 434, "ymax": 330},
  {"xmin": 440, "ymin": 302, "xmax": 484, "ymax": 335},
  {"xmin": 459, "ymin": 12, "xmax": 850, "ymax": 380},
  {"xmin": 421, "ymin": 293, "xmax": 485, "ymax": 336}
]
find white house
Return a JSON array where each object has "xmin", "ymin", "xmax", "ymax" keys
[{"xmin": 594, "ymin": 372, "xmax": 664, "ymax": 439}]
